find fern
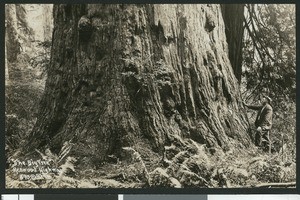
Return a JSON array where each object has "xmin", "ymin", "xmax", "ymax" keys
[
  {"xmin": 57, "ymin": 141, "xmax": 74, "ymax": 164},
  {"xmin": 32, "ymin": 143, "xmax": 77, "ymax": 188},
  {"xmin": 122, "ymin": 147, "xmax": 151, "ymax": 186}
]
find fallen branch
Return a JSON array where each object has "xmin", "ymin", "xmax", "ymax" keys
[
  {"xmin": 254, "ymin": 182, "xmax": 296, "ymax": 188},
  {"xmin": 105, "ymin": 173, "xmax": 126, "ymax": 180}
]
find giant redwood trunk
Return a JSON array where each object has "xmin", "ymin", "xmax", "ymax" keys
[{"xmin": 27, "ymin": 4, "xmax": 251, "ymax": 164}]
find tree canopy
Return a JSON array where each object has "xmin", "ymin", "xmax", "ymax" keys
[{"xmin": 242, "ymin": 4, "xmax": 296, "ymax": 104}]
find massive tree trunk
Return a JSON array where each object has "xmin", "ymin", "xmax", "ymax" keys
[
  {"xmin": 221, "ymin": 4, "xmax": 244, "ymax": 83},
  {"xmin": 27, "ymin": 4, "xmax": 251, "ymax": 165}
]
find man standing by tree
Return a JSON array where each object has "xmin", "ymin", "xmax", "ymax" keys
[{"xmin": 244, "ymin": 95, "xmax": 273, "ymax": 153}]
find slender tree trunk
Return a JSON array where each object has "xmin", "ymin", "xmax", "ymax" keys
[
  {"xmin": 5, "ymin": 4, "xmax": 21, "ymax": 63},
  {"xmin": 27, "ymin": 4, "xmax": 251, "ymax": 165},
  {"xmin": 42, "ymin": 5, "xmax": 54, "ymax": 42}
]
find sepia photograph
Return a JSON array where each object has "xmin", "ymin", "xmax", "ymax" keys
[{"xmin": 5, "ymin": 4, "xmax": 296, "ymax": 188}]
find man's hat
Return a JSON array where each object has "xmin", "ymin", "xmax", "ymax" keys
[{"xmin": 263, "ymin": 95, "xmax": 272, "ymax": 103}]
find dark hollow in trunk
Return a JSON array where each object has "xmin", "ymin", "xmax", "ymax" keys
[{"xmin": 221, "ymin": 4, "xmax": 244, "ymax": 83}]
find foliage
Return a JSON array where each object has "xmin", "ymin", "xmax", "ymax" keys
[
  {"xmin": 6, "ymin": 25, "xmax": 51, "ymax": 157},
  {"xmin": 242, "ymin": 4, "xmax": 296, "ymax": 161},
  {"xmin": 271, "ymin": 102, "xmax": 296, "ymax": 161},
  {"xmin": 242, "ymin": 4, "xmax": 296, "ymax": 102},
  {"xmin": 6, "ymin": 147, "xmax": 77, "ymax": 188},
  {"xmin": 5, "ymin": 46, "xmax": 49, "ymax": 162},
  {"xmin": 30, "ymin": 40, "xmax": 52, "ymax": 77},
  {"xmin": 15, "ymin": 4, "xmax": 34, "ymax": 42},
  {"xmin": 5, "ymin": 74, "xmax": 44, "ymax": 159}
]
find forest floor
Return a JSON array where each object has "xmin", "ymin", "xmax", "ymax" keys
[
  {"xmin": 5, "ymin": 134, "xmax": 296, "ymax": 188},
  {"xmin": 73, "ymin": 142, "xmax": 296, "ymax": 188}
]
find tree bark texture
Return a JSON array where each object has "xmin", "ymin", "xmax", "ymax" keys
[
  {"xmin": 5, "ymin": 4, "xmax": 21, "ymax": 63},
  {"xmin": 27, "ymin": 4, "xmax": 251, "ymax": 164},
  {"xmin": 221, "ymin": 4, "xmax": 244, "ymax": 83}
]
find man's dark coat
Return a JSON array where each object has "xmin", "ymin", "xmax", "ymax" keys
[{"xmin": 247, "ymin": 103, "xmax": 273, "ymax": 130}]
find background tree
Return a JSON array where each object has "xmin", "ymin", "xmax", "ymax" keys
[
  {"xmin": 5, "ymin": 4, "xmax": 22, "ymax": 64},
  {"xmin": 221, "ymin": 4, "xmax": 245, "ymax": 83},
  {"xmin": 5, "ymin": 4, "xmax": 53, "ymax": 80}
]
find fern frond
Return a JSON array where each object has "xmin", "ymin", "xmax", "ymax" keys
[
  {"xmin": 58, "ymin": 141, "xmax": 73, "ymax": 164},
  {"xmin": 122, "ymin": 147, "xmax": 151, "ymax": 186}
]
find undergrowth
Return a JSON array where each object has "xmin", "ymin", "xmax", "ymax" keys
[
  {"xmin": 5, "ymin": 54, "xmax": 45, "ymax": 162},
  {"xmin": 6, "ymin": 136, "xmax": 296, "ymax": 188}
]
